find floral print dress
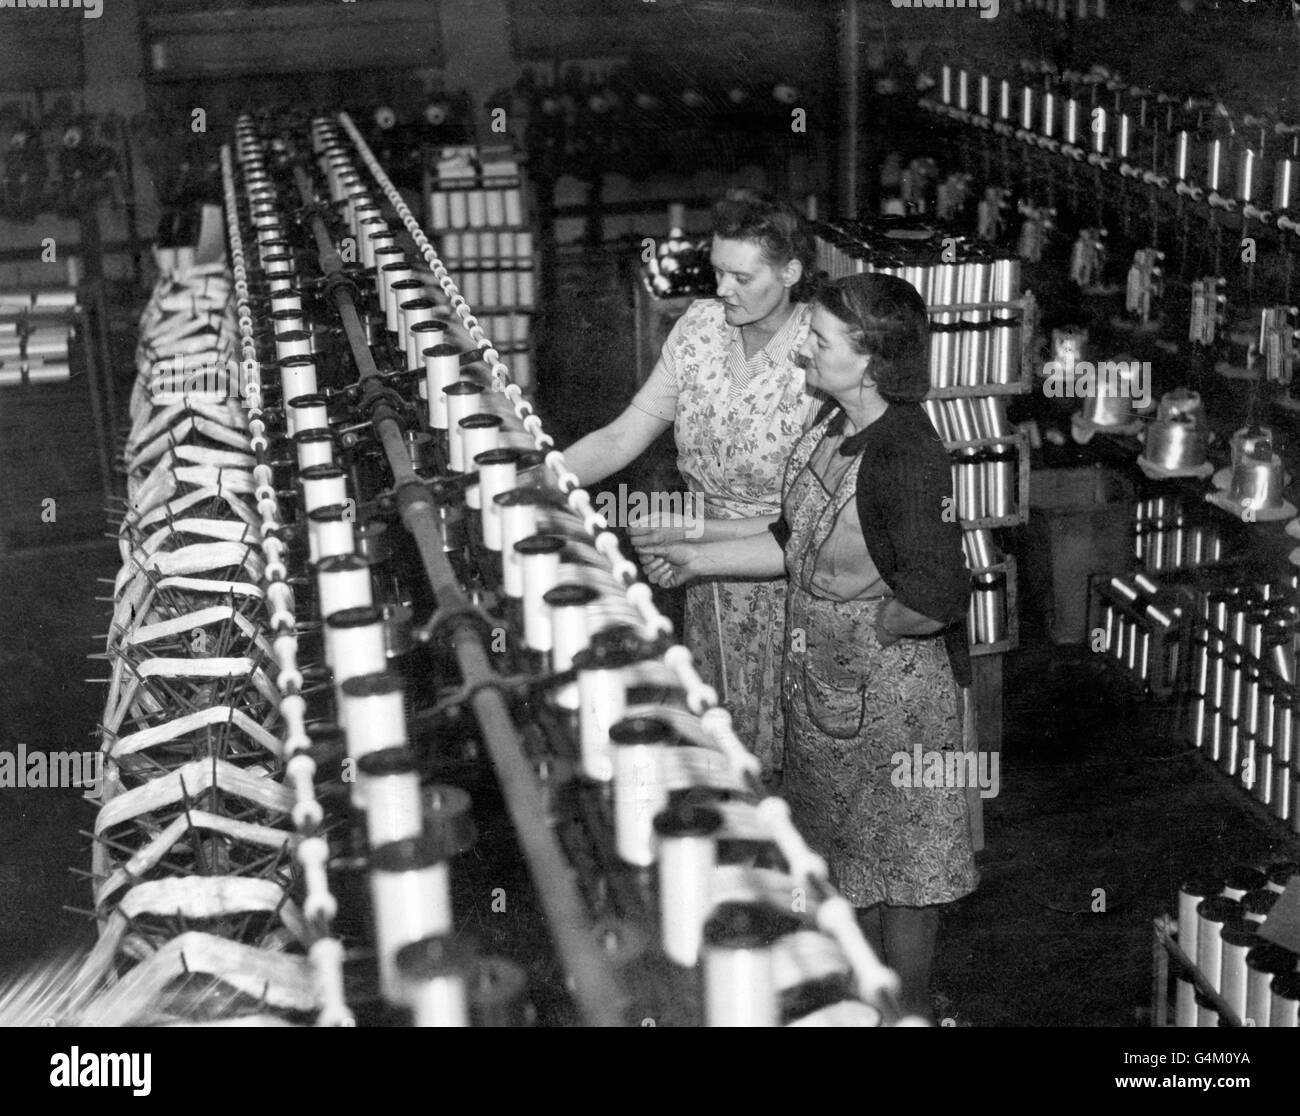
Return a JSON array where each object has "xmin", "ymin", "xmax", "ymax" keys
[
  {"xmin": 780, "ymin": 413, "xmax": 979, "ymax": 907},
  {"xmin": 670, "ymin": 299, "xmax": 812, "ymax": 775}
]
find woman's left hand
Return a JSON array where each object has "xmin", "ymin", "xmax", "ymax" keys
[
  {"xmin": 638, "ymin": 540, "xmax": 700, "ymax": 588},
  {"xmin": 875, "ymin": 598, "xmax": 903, "ymax": 648}
]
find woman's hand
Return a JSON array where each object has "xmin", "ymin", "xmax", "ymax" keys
[
  {"xmin": 638, "ymin": 540, "xmax": 701, "ymax": 588},
  {"xmin": 627, "ymin": 508, "xmax": 691, "ymax": 551},
  {"xmin": 875, "ymin": 597, "xmax": 945, "ymax": 648},
  {"xmin": 874, "ymin": 604, "xmax": 901, "ymax": 649}
]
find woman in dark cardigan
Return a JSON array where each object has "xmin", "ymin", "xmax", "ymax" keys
[{"xmin": 638, "ymin": 273, "xmax": 978, "ymax": 1018}]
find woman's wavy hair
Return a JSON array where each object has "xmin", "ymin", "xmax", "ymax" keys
[
  {"xmin": 711, "ymin": 189, "xmax": 821, "ymax": 303},
  {"xmin": 813, "ymin": 273, "xmax": 932, "ymax": 403}
]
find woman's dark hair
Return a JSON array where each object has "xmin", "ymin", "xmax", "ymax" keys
[
  {"xmin": 711, "ymin": 189, "xmax": 820, "ymax": 303},
  {"xmin": 814, "ymin": 274, "xmax": 931, "ymax": 403}
]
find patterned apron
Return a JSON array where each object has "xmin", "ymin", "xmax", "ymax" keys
[
  {"xmin": 780, "ymin": 416, "xmax": 979, "ymax": 908},
  {"xmin": 673, "ymin": 302, "xmax": 810, "ymax": 775}
]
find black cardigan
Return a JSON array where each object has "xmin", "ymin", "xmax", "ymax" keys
[{"xmin": 772, "ymin": 400, "xmax": 972, "ymax": 687}]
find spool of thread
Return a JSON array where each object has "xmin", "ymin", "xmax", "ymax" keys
[
  {"xmin": 572, "ymin": 632, "xmax": 644, "ymax": 781},
  {"xmin": 294, "ymin": 429, "xmax": 337, "ymax": 470},
  {"xmin": 356, "ymin": 519, "xmax": 392, "ymax": 571},
  {"xmin": 1275, "ymin": 158, "xmax": 1296, "ymax": 213},
  {"xmin": 379, "ymin": 261, "xmax": 415, "ymax": 317},
  {"xmin": 514, "ymin": 534, "xmax": 566, "ymax": 651},
  {"xmin": 1207, "ymin": 138, "xmax": 1224, "ymax": 193},
  {"xmin": 369, "ymin": 233, "xmax": 400, "ymax": 274},
  {"xmin": 275, "ymin": 329, "xmax": 314, "ymax": 362},
  {"xmin": 424, "ymin": 343, "xmax": 461, "ymax": 430},
  {"xmin": 357, "ymin": 745, "xmax": 423, "ymax": 841},
  {"xmin": 397, "ymin": 935, "xmax": 474, "ymax": 1027},
  {"xmin": 655, "ymin": 803, "xmax": 723, "ymax": 966},
  {"xmin": 340, "ymin": 671, "xmax": 408, "ymax": 771},
  {"xmin": 353, "ymin": 200, "xmax": 382, "ymax": 232},
  {"xmin": 1224, "ymin": 866, "xmax": 1266, "ymax": 901},
  {"xmin": 1246, "ymin": 943, "xmax": 1296, "ymax": 1028},
  {"xmin": 268, "ymin": 288, "xmax": 304, "ymax": 315},
  {"xmin": 404, "ymin": 431, "xmax": 436, "ymax": 472},
  {"xmin": 409, "ymin": 320, "xmax": 448, "ymax": 383},
  {"xmin": 474, "ymin": 449, "xmax": 521, "ymax": 552},
  {"xmin": 1219, "ymin": 918, "xmax": 1257, "ymax": 1023},
  {"xmin": 610, "ymin": 716, "xmax": 674, "ymax": 867},
  {"xmin": 1196, "ymin": 897, "xmax": 1242, "ymax": 996},
  {"xmin": 702, "ymin": 903, "xmax": 800, "ymax": 1027},
  {"xmin": 388, "ymin": 279, "xmax": 426, "ymax": 335},
  {"xmin": 1272, "ymin": 973, "xmax": 1300, "ymax": 1027},
  {"xmin": 325, "ymin": 606, "xmax": 387, "ymax": 723},
  {"xmin": 400, "ymin": 298, "xmax": 441, "ymax": 372},
  {"xmin": 300, "ymin": 464, "xmax": 349, "ymax": 514},
  {"xmin": 444, "ymin": 383, "xmax": 487, "ymax": 472},
  {"xmin": 544, "ymin": 583, "xmax": 598, "ymax": 711},
  {"xmin": 459, "ymin": 415, "xmax": 503, "ymax": 509},
  {"xmin": 1179, "ymin": 876, "xmax": 1224, "ymax": 961},
  {"xmin": 307, "ymin": 504, "xmax": 357, "ymax": 564},
  {"xmin": 369, "ymin": 836, "xmax": 453, "ymax": 1005},
  {"xmin": 356, "ymin": 217, "xmax": 387, "ymax": 267},
  {"xmin": 279, "ymin": 355, "xmax": 318, "ymax": 404},
  {"xmin": 1241, "ymin": 889, "xmax": 1278, "ymax": 925},
  {"xmin": 267, "ymin": 308, "xmax": 305, "ymax": 336},
  {"xmin": 1267, "ymin": 862, "xmax": 1299, "ymax": 893},
  {"xmin": 315, "ymin": 553, "xmax": 374, "ymax": 618},
  {"xmin": 287, "ymin": 393, "xmax": 330, "ymax": 439},
  {"xmin": 495, "ymin": 488, "xmax": 548, "ymax": 598}
]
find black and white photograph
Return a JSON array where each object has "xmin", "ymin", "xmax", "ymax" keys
[{"xmin": 0, "ymin": 0, "xmax": 1298, "ymax": 1089}]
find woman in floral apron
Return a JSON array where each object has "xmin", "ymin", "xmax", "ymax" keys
[
  {"xmin": 640, "ymin": 273, "xmax": 978, "ymax": 1018},
  {"xmin": 561, "ymin": 192, "xmax": 819, "ymax": 777}
]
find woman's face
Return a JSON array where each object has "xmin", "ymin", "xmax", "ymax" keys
[
  {"xmin": 799, "ymin": 304, "xmax": 871, "ymax": 399},
  {"xmin": 710, "ymin": 236, "xmax": 797, "ymax": 331}
]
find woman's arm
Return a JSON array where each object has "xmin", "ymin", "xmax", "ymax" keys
[
  {"xmin": 638, "ymin": 531, "xmax": 786, "ymax": 584},
  {"xmin": 630, "ymin": 511, "xmax": 779, "ymax": 548},
  {"xmin": 560, "ymin": 404, "xmax": 672, "ymax": 487}
]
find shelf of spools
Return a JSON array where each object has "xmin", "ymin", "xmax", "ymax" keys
[
  {"xmin": 1182, "ymin": 576, "xmax": 1300, "ymax": 837},
  {"xmin": 1087, "ymin": 570, "xmax": 1192, "ymax": 698},
  {"xmin": 424, "ymin": 146, "xmax": 537, "ymax": 392},
  {"xmin": 916, "ymin": 61, "xmax": 1300, "ymax": 268},
  {"xmin": 0, "ymin": 287, "xmax": 80, "ymax": 387}
]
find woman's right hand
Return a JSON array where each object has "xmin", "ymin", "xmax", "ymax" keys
[{"xmin": 638, "ymin": 540, "xmax": 702, "ymax": 588}]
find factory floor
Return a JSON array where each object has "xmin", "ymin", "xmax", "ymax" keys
[{"xmin": 2, "ymin": 247, "xmax": 1296, "ymax": 1028}]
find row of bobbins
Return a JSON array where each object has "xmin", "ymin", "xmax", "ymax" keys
[{"xmin": 236, "ymin": 118, "xmax": 481, "ymax": 1025}]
